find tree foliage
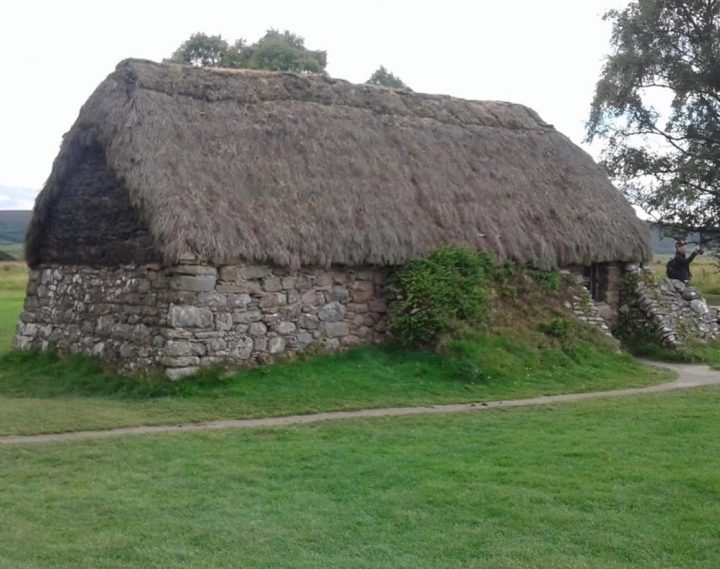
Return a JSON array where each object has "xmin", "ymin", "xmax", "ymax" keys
[
  {"xmin": 241, "ymin": 30, "xmax": 326, "ymax": 73},
  {"xmin": 587, "ymin": 0, "xmax": 720, "ymax": 241},
  {"xmin": 168, "ymin": 29, "xmax": 327, "ymax": 74},
  {"xmin": 170, "ymin": 33, "xmax": 230, "ymax": 67},
  {"xmin": 366, "ymin": 66, "xmax": 410, "ymax": 89}
]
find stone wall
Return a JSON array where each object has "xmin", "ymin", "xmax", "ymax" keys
[
  {"xmin": 561, "ymin": 269, "xmax": 615, "ymax": 339},
  {"xmin": 617, "ymin": 265, "xmax": 720, "ymax": 347},
  {"xmin": 14, "ymin": 263, "xmax": 389, "ymax": 378}
]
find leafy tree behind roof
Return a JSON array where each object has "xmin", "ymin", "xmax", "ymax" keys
[
  {"xmin": 586, "ymin": 0, "xmax": 720, "ymax": 244},
  {"xmin": 366, "ymin": 66, "xmax": 410, "ymax": 89},
  {"xmin": 168, "ymin": 29, "xmax": 327, "ymax": 74}
]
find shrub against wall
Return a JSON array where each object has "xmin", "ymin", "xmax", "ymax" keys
[{"xmin": 389, "ymin": 247, "xmax": 495, "ymax": 346}]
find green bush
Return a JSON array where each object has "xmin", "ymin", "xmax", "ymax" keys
[
  {"xmin": 528, "ymin": 269, "xmax": 562, "ymax": 291},
  {"xmin": 538, "ymin": 318, "xmax": 573, "ymax": 341},
  {"xmin": 389, "ymin": 246, "xmax": 494, "ymax": 346}
]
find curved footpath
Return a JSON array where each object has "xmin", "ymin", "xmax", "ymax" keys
[{"xmin": 2, "ymin": 360, "xmax": 720, "ymax": 446}]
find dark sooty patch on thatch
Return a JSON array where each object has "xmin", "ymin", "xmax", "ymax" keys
[
  {"xmin": 33, "ymin": 145, "xmax": 159, "ymax": 266},
  {"xmin": 26, "ymin": 59, "xmax": 651, "ymax": 269}
]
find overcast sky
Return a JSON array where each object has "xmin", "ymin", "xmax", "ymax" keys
[{"xmin": 0, "ymin": 0, "xmax": 629, "ymax": 209}]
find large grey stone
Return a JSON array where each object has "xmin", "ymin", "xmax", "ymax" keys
[
  {"xmin": 239, "ymin": 266, "xmax": 272, "ymax": 279},
  {"xmin": 595, "ymin": 302, "xmax": 614, "ymax": 322},
  {"xmin": 231, "ymin": 336, "xmax": 254, "ymax": 359},
  {"xmin": 682, "ymin": 287, "xmax": 701, "ymax": 301},
  {"xmin": 249, "ymin": 322, "xmax": 268, "ymax": 337},
  {"xmin": 169, "ymin": 274, "xmax": 217, "ymax": 292},
  {"xmin": 329, "ymin": 286, "xmax": 350, "ymax": 302},
  {"xmin": 299, "ymin": 314, "xmax": 320, "ymax": 330},
  {"xmin": 301, "ymin": 290, "xmax": 324, "ymax": 305},
  {"xmin": 197, "ymin": 291, "xmax": 228, "ymax": 307},
  {"xmin": 169, "ymin": 305, "xmax": 213, "ymax": 329},
  {"xmin": 259, "ymin": 293, "xmax": 287, "ymax": 309},
  {"xmin": 233, "ymin": 310, "xmax": 262, "ymax": 324},
  {"xmin": 170, "ymin": 265, "xmax": 217, "ymax": 276},
  {"xmin": 322, "ymin": 321, "xmax": 350, "ymax": 337},
  {"xmin": 275, "ymin": 321, "xmax": 296, "ymax": 334},
  {"xmin": 165, "ymin": 340, "xmax": 206, "ymax": 357},
  {"xmin": 215, "ymin": 312, "xmax": 233, "ymax": 331},
  {"xmin": 669, "ymin": 279, "xmax": 687, "ymax": 292},
  {"xmin": 205, "ymin": 338, "xmax": 228, "ymax": 353},
  {"xmin": 690, "ymin": 299, "xmax": 709, "ymax": 315},
  {"xmin": 219, "ymin": 265, "xmax": 239, "ymax": 282},
  {"xmin": 268, "ymin": 336, "xmax": 286, "ymax": 354},
  {"xmin": 13, "ymin": 335, "xmax": 32, "ymax": 350},
  {"xmin": 318, "ymin": 301, "xmax": 346, "ymax": 322},
  {"xmin": 294, "ymin": 331, "xmax": 314, "ymax": 348},
  {"xmin": 262, "ymin": 277, "xmax": 282, "ymax": 292},
  {"xmin": 227, "ymin": 293, "xmax": 252, "ymax": 308}
]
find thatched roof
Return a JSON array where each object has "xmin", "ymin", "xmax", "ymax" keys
[{"xmin": 27, "ymin": 58, "xmax": 651, "ymax": 269}]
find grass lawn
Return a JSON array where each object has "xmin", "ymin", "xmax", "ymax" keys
[
  {"xmin": 0, "ymin": 262, "xmax": 27, "ymax": 352},
  {"xmin": 0, "ymin": 292, "xmax": 23, "ymax": 352},
  {"xmin": 1, "ymin": 389, "xmax": 719, "ymax": 568}
]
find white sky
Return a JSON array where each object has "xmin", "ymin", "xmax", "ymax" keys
[{"xmin": 0, "ymin": 0, "xmax": 629, "ymax": 208}]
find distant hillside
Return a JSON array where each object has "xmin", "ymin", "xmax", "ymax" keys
[
  {"xmin": 0, "ymin": 210, "xmax": 31, "ymax": 244},
  {"xmin": 0, "ymin": 210, "xmax": 31, "ymax": 261}
]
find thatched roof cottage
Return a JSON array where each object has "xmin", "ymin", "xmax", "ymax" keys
[{"xmin": 15, "ymin": 59, "xmax": 651, "ymax": 378}]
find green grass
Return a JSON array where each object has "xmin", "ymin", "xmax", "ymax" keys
[
  {"xmin": 0, "ymin": 338, "xmax": 669, "ymax": 436},
  {"xmin": 0, "ymin": 293, "xmax": 23, "ymax": 353},
  {"xmin": 1, "ymin": 389, "xmax": 719, "ymax": 568},
  {"xmin": 0, "ymin": 262, "xmax": 26, "ymax": 353},
  {"xmin": 0, "ymin": 262, "xmax": 27, "ymax": 293}
]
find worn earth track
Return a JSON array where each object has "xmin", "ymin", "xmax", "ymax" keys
[{"xmin": 2, "ymin": 360, "xmax": 719, "ymax": 446}]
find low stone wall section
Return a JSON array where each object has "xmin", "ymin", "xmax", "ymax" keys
[
  {"xmin": 561, "ymin": 269, "xmax": 615, "ymax": 339},
  {"xmin": 14, "ymin": 263, "xmax": 390, "ymax": 378},
  {"xmin": 618, "ymin": 265, "xmax": 720, "ymax": 347}
]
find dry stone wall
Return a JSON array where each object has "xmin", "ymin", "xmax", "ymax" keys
[
  {"xmin": 618, "ymin": 265, "xmax": 720, "ymax": 347},
  {"xmin": 561, "ymin": 269, "xmax": 615, "ymax": 339},
  {"xmin": 14, "ymin": 263, "xmax": 390, "ymax": 378}
]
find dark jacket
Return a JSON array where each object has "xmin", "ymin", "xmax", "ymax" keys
[{"xmin": 668, "ymin": 251, "xmax": 699, "ymax": 282}]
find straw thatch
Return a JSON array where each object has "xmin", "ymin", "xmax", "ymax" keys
[{"xmin": 27, "ymin": 58, "xmax": 651, "ymax": 269}]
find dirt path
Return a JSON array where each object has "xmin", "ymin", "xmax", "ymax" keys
[{"xmin": 2, "ymin": 360, "xmax": 719, "ymax": 446}]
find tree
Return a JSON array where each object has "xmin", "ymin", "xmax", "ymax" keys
[
  {"xmin": 366, "ymin": 66, "xmax": 410, "ymax": 89},
  {"xmin": 167, "ymin": 30, "xmax": 327, "ymax": 74},
  {"xmin": 169, "ymin": 33, "xmax": 230, "ymax": 67},
  {"xmin": 586, "ymin": 0, "xmax": 720, "ymax": 242},
  {"xmin": 240, "ymin": 30, "xmax": 327, "ymax": 73}
]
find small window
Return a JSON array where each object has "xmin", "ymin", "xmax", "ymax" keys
[{"xmin": 583, "ymin": 264, "xmax": 600, "ymax": 300}]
